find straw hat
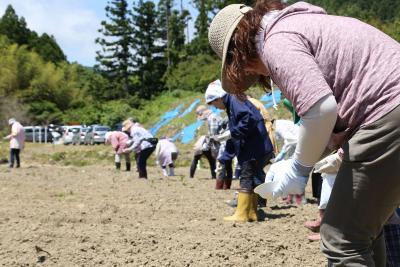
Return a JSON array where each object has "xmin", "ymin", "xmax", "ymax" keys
[
  {"xmin": 122, "ymin": 119, "xmax": 133, "ymax": 132},
  {"xmin": 208, "ymin": 4, "xmax": 258, "ymax": 93}
]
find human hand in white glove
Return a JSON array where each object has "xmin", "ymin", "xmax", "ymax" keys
[
  {"xmin": 314, "ymin": 153, "xmax": 342, "ymax": 174},
  {"xmin": 266, "ymin": 159, "xmax": 312, "ymax": 199},
  {"xmin": 214, "ymin": 131, "xmax": 231, "ymax": 142}
]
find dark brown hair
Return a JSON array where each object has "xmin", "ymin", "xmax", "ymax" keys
[{"xmin": 225, "ymin": 0, "xmax": 286, "ymax": 92}]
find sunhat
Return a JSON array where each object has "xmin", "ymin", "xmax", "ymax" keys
[
  {"xmin": 8, "ymin": 118, "xmax": 16, "ymax": 125},
  {"xmin": 208, "ymin": 4, "xmax": 258, "ymax": 93},
  {"xmin": 204, "ymin": 80, "xmax": 227, "ymax": 104},
  {"xmin": 122, "ymin": 119, "xmax": 133, "ymax": 132}
]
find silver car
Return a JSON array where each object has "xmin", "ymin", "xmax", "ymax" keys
[{"xmin": 84, "ymin": 125, "xmax": 110, "ymax": 145}]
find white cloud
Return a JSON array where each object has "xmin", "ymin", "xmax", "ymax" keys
[{"xmin": 0, "ymin": 0, "xmax": 106, "ymax": 66}]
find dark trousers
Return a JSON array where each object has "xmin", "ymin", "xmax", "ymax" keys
[
  {"xmin": 239, "ymin": 154, "xmax": 271, "ymax": 192},
  {"xmin": 9, "ymin": 148, "xmax": 20, "ymax": 168},
  {"xmin": 311, "ymin": 172, "xmax": 323, "ymax": 200},
  {"xmin": 218, "ymin": 159, "xmax": 233, "ymax": 180},
  {"xmin": 190, "ymin": 150, "xmax": 216, "ymax": 179},
  {"xmin": 321, "ymin": 105, "xmax": 400, "ymax": 266},
  {"xmin": 162, "ymin": 163, "xmax": 174, "ymax": 169},
  {"xmin": 137, "ymin": 146, "xmax": 155, "ymax": 178}
]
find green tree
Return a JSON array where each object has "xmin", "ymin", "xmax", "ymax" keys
[
  {"xmin": 30, "ymin": 33, "xmax": 66, "ymax": 63},
  {"xmin": 189, "ymin": 0, "xmax": 210, "ymax": 54},
  {"xmin": 157, "ymin": 0, "xmax": 190, "ymax": 68},
  {"xmin": 0, "ymin": 5, "xmax": 31, "ymax": 45},
  {"xmin": 132, "ymin": 0, "xmax": 166, "ymax": 98},
  {"xmin": 95, "ymin": 0, "xmax": 133, "ymax": 97},
  {"xmin": 164, "ymin": 54, "xmax": 220, "ymax": 92}
]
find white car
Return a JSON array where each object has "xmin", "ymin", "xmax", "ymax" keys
[{"xmin": 62, "ymin": 125, "xmax": 83, "ymax": 145}]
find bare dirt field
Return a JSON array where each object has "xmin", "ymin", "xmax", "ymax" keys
[{"xmin": 0, "ymin": 144, "xmax": 325, "ymax": 267}]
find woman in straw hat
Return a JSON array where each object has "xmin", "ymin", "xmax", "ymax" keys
[
  {"xmin": 122, "ymin": 119, "xmax": 156, "ymax": 179},
  {"xmin": 208, "ymin": 0, "xmax": 400, "ymax": 265}
]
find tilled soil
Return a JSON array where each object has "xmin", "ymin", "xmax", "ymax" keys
[{"xmin": 0, "ymin": 162, "xmax": 325, "ymax": 266}]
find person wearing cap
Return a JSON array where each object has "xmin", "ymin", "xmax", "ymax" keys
[
  {"xmin": 4, "ymin": 118, "xmax": 25, "ymax": 168},
  {"xmin": 105, "ymin": 131, "xmax": 131, "ymax": 171},
  {"xmin": 190, "ymin": 135, "xmax": 217, "ymax": 179},
  {"xmin": 122, "ymin": 120, "xmax": 156, "ymax": 179},
  {"xmin": 193, "ymin": 104, "xmax": 223, "ymax": 183},
  {"xmin": 208, "ymin": 1, "xmax": 400, "ymax": 265},
  {"xmin": 205, "ymin": 79, "xmax": 273, "ymax": 222},
  {"xmin": 212, "ymin": 117, "xmax": 236, "ymax": 190}
]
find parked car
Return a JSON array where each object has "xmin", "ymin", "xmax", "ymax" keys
[
  {"xmin": 84, "ymin": 125, "xmax": 110, "ymax": 145},
  {"xmin": 80, "ymin": 127, "xmax": 88, "ymax": 144},
  {"xmin": 62, "ymin": 125, "xmax": 83, "ymax": 145},
  {"xmin": 24, "ymin": 126, "xmax": 53, "ymax": 143}
]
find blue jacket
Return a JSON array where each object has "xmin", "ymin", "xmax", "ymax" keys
[{"xmin": 223, "ymin": 94, "xmax": 273, "ymax": 164}]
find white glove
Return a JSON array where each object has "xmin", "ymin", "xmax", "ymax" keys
[
  {"xmin": 314, "ymin": 153, "xmax": 342, "ymax": 174},
  {"xmin": 265, "ymin": 160, "xmax": 287, "ymax": 182},
  {"xmin": 267, "ymin": 159, "xmax": 312, "ymax": 199},
  {"xmin": 213, "ymin": 131, "xmax": 231, "ymax": 142}
]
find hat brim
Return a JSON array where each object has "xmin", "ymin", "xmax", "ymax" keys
[{"xmin": 220, "ymin": 7, "xmax": 258, "ymax": 94}]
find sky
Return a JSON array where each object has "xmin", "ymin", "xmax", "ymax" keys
[{"xmin": 0, "ymin": 0, "xmax": 198, "ymax": 67}]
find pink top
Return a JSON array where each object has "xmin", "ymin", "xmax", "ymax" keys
[
  {"xmin": 8, "ymin": 122, "xmax": 25, "ymax": 149},
  {"xmin": 258, "ymin": 2, "xmax": 400, "ymax": 147},
  {"xmin": 108, "ymin": 131, "xmax": 129, "ymax": 154}
]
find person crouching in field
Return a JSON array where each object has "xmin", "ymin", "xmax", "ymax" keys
[
  {"xmin": 4, "ymin": 118, "xmax": 25, "ymax": 169},
  {"xmin": 205, "ymin": 80, "xmax": 273, "ymax": 222},
  {"xmin": 105, "ymin": 131, "xmax": 131, "ymax": 171},
  {"xmin": 155, "ymin": 137, "xmax": 178, "ymax": 177},
  {"xmin": 122, "ymin": 120, "xmax": 157, "ymax": 179}
]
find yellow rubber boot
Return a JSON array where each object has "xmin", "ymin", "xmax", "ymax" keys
[
  {"xmin": 224, "ymin": 192, "xmax": 251, "ymax": 222},
  {"xmin": 248, "ymin": 193, "xmax": 259, "ymax": 222}
]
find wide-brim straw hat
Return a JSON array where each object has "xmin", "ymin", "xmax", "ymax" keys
[
  {"xmin": 122, "ymin": 119, "xmax": 133, "ymax": 132},
  {"xmin": 208, "ymin": 4, "xmax": 259, "ymax": 94}
]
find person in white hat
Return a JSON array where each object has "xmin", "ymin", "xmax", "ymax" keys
[
  {"xmin": 4, "ymin": 118, "xmax": 25, "ymax": 168},
  {"xmin": 205, "ymin": 79, "xmax": 274, "ymax": 222},
  {"xmin": 209, "ymin": 1, "xmax": 400, "ymax": 265},
  {"xmin": 191, "ymin": 104, "xmax": 223, "ymax": 182}
]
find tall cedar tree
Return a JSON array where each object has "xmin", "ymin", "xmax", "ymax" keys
[
  {"xmin": 157, "ymin": 0, "xmax": 173, "ymax": 67},
  {"xmin": 96, "ymin": 0, "xmax": 133, "ymax": 97},
  {"xmin": 132, "ymin": 0, "xmax": 166, "ymax": 98},
  {"xmin": 167, "ymin": 9, "xmax": 190, "ymax": 66},
  {"xmin": 190, "ymin": 0, "xmax": 210, "ymax": 54},
  {"xmin": 157, "ymin": 0, "xmax": 190, "ymax": 68}
]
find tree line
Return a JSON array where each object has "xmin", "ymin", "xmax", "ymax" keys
[{"xmin": 0, "ymin": 0, "xmax": 399, "ymax": 128}]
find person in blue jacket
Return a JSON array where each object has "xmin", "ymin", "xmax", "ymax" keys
[{"xmin": 205, "ymin": 80, "xmax": 273, "ymax": 222}]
